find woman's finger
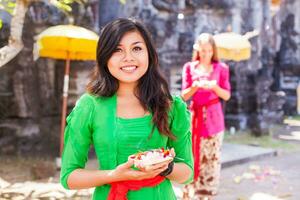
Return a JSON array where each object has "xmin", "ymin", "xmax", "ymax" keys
[
  {"xmin": 144, "ymin": 162, "xmax": 169, "ymax": 172},
  {"xmin": 118, "ymin": 159, "xmax": 134, "ymax": 170},
  {"xmin": 170, "ymin": 148, "xmax": 176, "ymax": 157}
]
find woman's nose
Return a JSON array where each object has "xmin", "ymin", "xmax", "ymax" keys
[{"xmin": 122, "ymin": 51, "xmax": 134, "ymax": 61}]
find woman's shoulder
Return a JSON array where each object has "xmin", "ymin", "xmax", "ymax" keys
[
  {"xmin": 214, "ymin": 61, "xmax": 229, "ymax": 70},
  {"xmin": 169, "ymin": 95, "xmax": 191, "ymax": 132},
  {"xmin": 213, "ymin": 62, "xmax": 230, "ymax": 76},
  {"xmin": 183, "ymin": 61, "xmax": 198, "ymax": 68},
  {"xmin": 171, "ymin": 95, "xmax": 185, "ymax": 105},
  {"xmin": 76, "ymin": 93, "xmax": 97, "ymax": 106},
  {"xmin": 183, "ymin": 61, "xmax": 198, "ymax": 75},
  {"xmin": 76, "ymin": 93, "xmax": 115, "ymax": 108},
  {"xmin": 170, "ymin": 95, "xmax": 188, "ymax": 114}
]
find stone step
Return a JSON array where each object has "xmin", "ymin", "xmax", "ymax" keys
[{"xmin": 221, "ymin": 143, "xmax": 277, "ymax": 168}]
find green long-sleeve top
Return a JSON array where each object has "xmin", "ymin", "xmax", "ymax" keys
[{"xmin": 60, "ymin": 93, "xmax": 193, "ymax": 200}]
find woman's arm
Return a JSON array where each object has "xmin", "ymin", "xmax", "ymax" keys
[
  {"xmin": 212, "ymin": 84, "xmax": 231, "ymax": 101},
  {"xmin": 183, "ymin": 82, "xmax": 230, "ymax": 101},
  {"xmin": 181, "ymin": 63, "xmax": 196, "ymax": 101},
  {"xmin": 66, "ymin": 159, "xmax": 169, "ymax": 189},
  {"xmin": 67, "ymin": 169, "xmax": 119, "ymax": 189},
  {"xmin": 167, "ymin": 97, "xmax": 194, "ymax": 184},
  {"xmin": 181, "ymin": 81, "xmax": 199, "ymax": 101},
  {"xmin": 166, "ymin": 162, "xmax": 193, "ymax": 184},
  {"xmin": 214, "ymin": 63, "xmax": 231, "ymax": 101}
]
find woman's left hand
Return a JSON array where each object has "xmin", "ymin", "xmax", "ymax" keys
[
  {"xmin": 137, "ymin": 148, "xmax": 176, "ymax": 173},
  {"xmin": 201, "ymin": 80, "xmax": 217, "ymax": 90}
]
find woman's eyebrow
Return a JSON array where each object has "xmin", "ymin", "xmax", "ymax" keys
[
  {"xmin": 132, "ymin": 41, "xmax": 143, "ymax": 45},
  {"xmin": 118, "ymin": 41, "xmax": 144, "ymax": 46}
]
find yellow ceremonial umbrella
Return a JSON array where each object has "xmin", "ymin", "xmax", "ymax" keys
[
  {"xmin": 36, "ymin": 24, "xmax": 98, "ymax": 156},
  {"xmin": 271, "ymin": 0, "xmax": 281, "ymax": 6},
  {"xmin": 213, "ymin": 32, "xmax": 252, "ymax": 62}
]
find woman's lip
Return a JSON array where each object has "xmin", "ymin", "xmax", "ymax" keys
[{"xmin": 120, "ymin": 65, "xmax": 137, "ymax": 73}]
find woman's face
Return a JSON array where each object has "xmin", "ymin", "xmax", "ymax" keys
[
  {"xmin": 198, "ymin": 42, "xmax": 213, "ymax": 64},
  {"xmin": 107, "ymin": 31, "xmax": 149, "ymax": 85}
]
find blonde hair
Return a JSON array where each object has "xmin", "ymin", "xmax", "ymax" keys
[{"xmin": 192, "ymin": 33, "xmax": 219, "ymax": 62}]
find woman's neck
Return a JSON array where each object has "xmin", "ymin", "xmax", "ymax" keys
[
  {"xmin": 116, "ymin": 82, "xmax": 148, "ymax": 118},
  {"xmin": 196, "ymin": 61, "xmax": 213, "ymax": 74},
  {"xmin": 198, "ymin": 60, "xmax": 212, "ymax": 69},
  {"xmin": 117, "ymin": 82, "xmax": 136, "ymax": 97}
]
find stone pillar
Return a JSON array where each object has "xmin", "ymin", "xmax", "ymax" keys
[{"xmin": 297, "ymin": 81, "xmax": 300, "ymax": 114}]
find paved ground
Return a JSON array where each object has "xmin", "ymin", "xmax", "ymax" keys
[
  {"xmin": 221, "ymin": 143, "xmax": 277, "ymax": 168},
  {"xmin": 216, "ymin": 118, "xmax": 300, "ymax": 200},
  {"xmin": 2, "ymin": 148, "xmax": 297, "ymax": 200},
  {"xmin": 1, "ymin": 118, "xmax": 299, "ymax": 199},
  {"xmin": 173, "ymin": 117, "xmax": 300, "ymax": 200},
  {"xmin": 172, "ymin": 146, "xmax": 298, "ymax": 200},
  {"xmin": 216, "ymin": 151, "xmax": 300, "ymax": 200}
]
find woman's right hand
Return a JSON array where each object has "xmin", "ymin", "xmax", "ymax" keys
[
  {"xmin": 112, "ymin": 159, "xmax": 169, "ymax": 181},
  {"xmin": 192, "ymin": 80, "xmax": 200, "ymax": 89},
  {"xmin": 192, "ymin": 80, "xmax": 216, "ymax": 90}
]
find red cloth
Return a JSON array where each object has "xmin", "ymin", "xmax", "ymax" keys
[
  {"xmin": 191, "ymin": 98, "xmax": 220, "ymax": 181},
  {"xmin": 108, "ymin": 176, "xmax": 165, "ymax": 200}
]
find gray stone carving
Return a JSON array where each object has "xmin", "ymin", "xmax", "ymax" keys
[{"xmin": 1, "ymin": 0, "xmax": 300, "ymax": 154}]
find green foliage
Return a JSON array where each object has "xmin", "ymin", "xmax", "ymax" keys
[
  {"xmin": 51, "ymin": 0, "xmax": 72, "ymax": 12},
  {"xmin": 0, "ymin": 0, "xmax": 126, "ymax": 30},
  {"xmin": 51, "ymin": 0, "xmax": 86, "ymax": 12},
  {"xmin": 0, "ymin": 0, "xmax": 16, "ymax": 15},
  {"xmin": 0, "ymin": 0, "xmax": 86, "ymax": 14},
  {"xmin": 119, "ymin": 0, "xmax": 126, "ymax": 5},
  {"xmin": 0, "ymin": 0, "xmax": 85, "ymax": 28}
]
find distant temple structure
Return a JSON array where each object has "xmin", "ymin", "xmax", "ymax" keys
[{"xmin": 0, "ymin": 0, "xmax": 299, "ymax": 155}]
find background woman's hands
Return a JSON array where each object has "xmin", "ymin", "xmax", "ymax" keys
[
  {"xmin": 192, "ymin": 80, "xmax": 201, "ymax": 89},
  {"xmin": 191, "ymin": 79, "xmax": 230, "ymax": 100},
  {"xmin": 192, "ymin": 80, "xmax": 217, "ymax": 90}
]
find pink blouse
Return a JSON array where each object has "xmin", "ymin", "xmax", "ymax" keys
[{"xmin": 182, "ymin": 61, "xmax": 231, "ymax": 137}]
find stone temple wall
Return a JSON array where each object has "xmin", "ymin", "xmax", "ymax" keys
[
  {"xmin": 0, "ymin": 0, "xmax": 299, "ymax": 155},
  {"xmin": 97, "ymin": 0, "xmax": 293, "ymax": 135},
  {"xmin": 0, "ymin": 1, "xmax": 96, "ymax": 155},
  {"xmin": 273, "ymin": 0, "xmax": 300, "ymax": 115}
]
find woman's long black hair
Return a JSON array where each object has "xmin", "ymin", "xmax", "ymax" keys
[{"xmin": 87, "ymin": 18, "xmax": 175, "ymax": 140}]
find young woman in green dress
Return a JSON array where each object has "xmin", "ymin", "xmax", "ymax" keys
[{"xmin": 60, "ymin": 18, "xmax": 193, "ymax": 200}]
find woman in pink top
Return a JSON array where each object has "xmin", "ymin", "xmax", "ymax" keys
[{"xmin": 181, "ymin": 33, "xmax": 231, "ymax": 200}]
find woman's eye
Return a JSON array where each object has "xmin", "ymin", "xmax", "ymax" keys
[
  {"xmin": 133, "ymin": 46, "xmax": 142, "ymax": 51},
  {"xmin": 114, "ymin": 48, "xmax": 122, "ymax": 53}
]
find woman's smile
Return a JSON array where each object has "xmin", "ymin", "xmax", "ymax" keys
[{"xmin": 120, "ymin": 65, "xmax": 138, "ymax": 73}]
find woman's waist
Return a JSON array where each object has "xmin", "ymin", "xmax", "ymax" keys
[
  {"xmin": 192, "ymin": 92, "xmax": 219, "ymax": 104},
  {"xmin": 191, "ymin": 98, "xmax": 220, "ymax": 108},
  {"xmin": 93, "ymin": 178, "xmax": 174, "ymax": 199}
]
